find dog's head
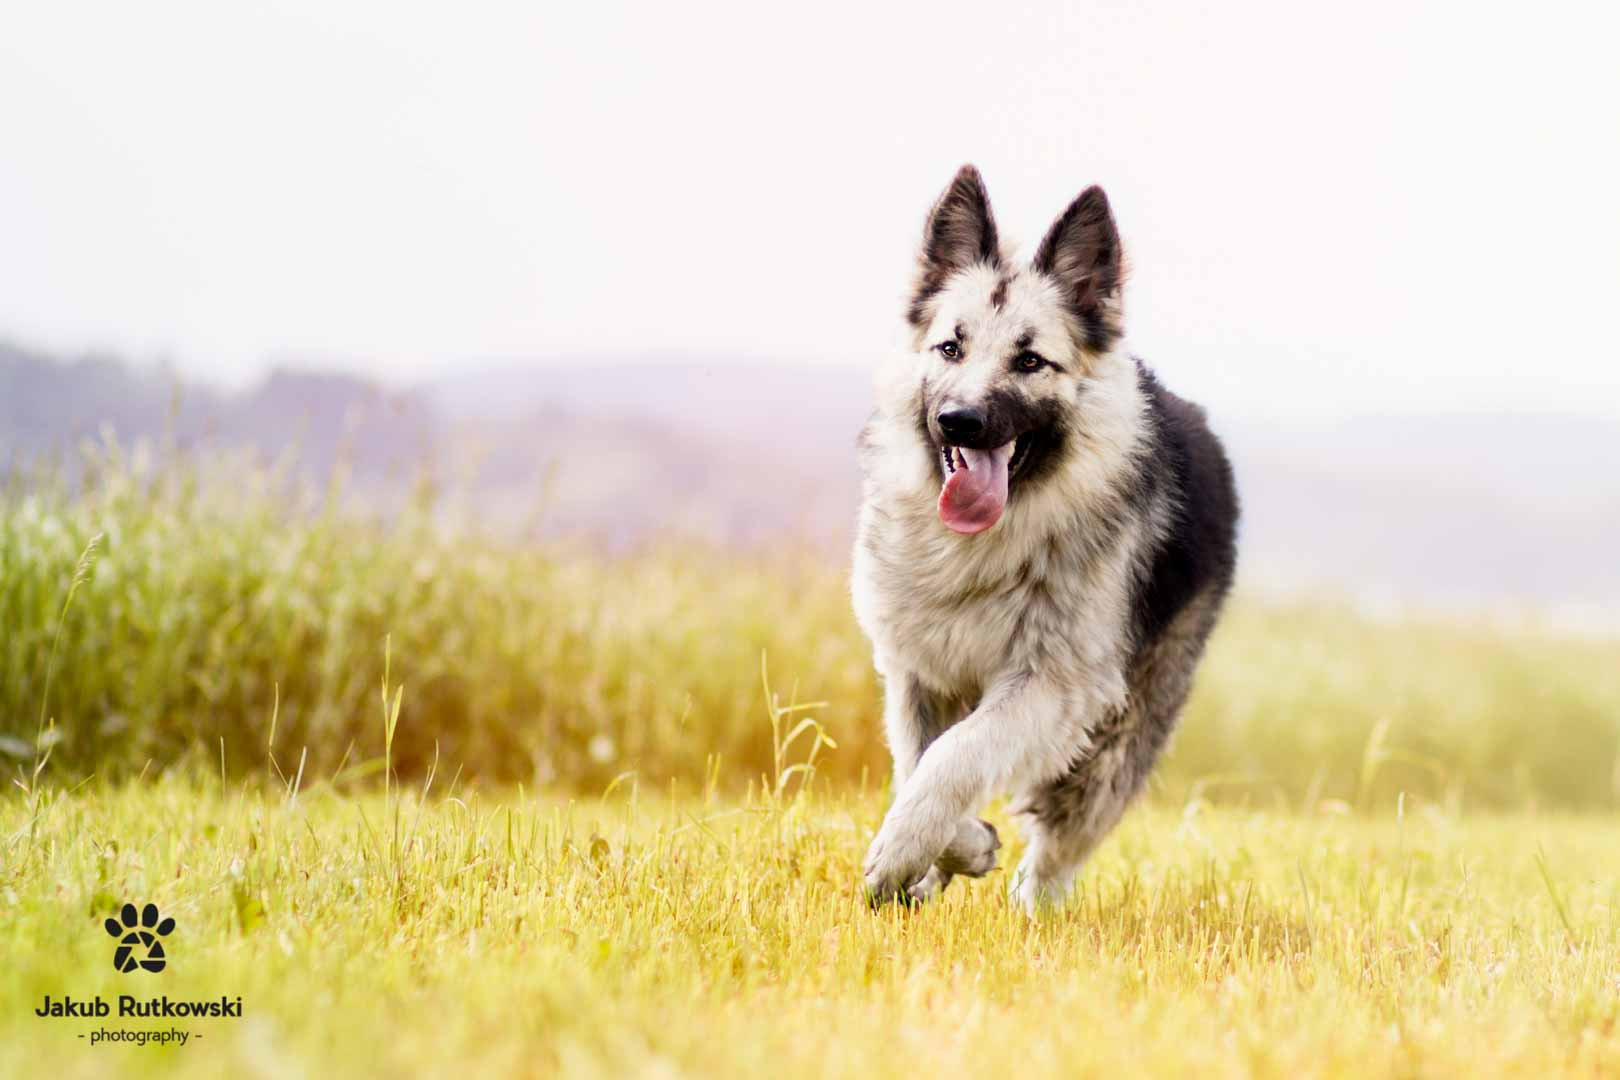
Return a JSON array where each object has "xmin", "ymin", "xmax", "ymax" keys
[{"xmin": 901, "ymin": 165, "xmax": 1126, "ymax": 535}]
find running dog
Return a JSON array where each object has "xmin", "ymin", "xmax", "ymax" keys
[{"xmin": 852, "ymin": 165, "xmax": 1239, "ymax": 912}]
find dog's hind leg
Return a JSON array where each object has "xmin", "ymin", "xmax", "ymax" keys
[
  {"xmin": 1010, "ymin": 719, "xmax": 1156, "ymax": 913},
  {"xmin": 880, "ymin": 672, "xmax": 1001, "ymax": 900},
  {"xmin": 1010, "ymin": 591, "xmax": 1221, "ymax": 914}
]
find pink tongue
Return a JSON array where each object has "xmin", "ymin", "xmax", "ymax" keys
[{"xmin": 938, "ymin": 442, "xmax": 1014, "ymax": 534}]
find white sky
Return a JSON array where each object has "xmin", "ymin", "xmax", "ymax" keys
[{"xmin": 2, "ymin": 1, "xmax": 1617, "ymax": 418}]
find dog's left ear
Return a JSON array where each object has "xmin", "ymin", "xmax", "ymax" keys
[{"xmin": 1034, "ymin": 186, "xmax": 1125, "ymax": 352}]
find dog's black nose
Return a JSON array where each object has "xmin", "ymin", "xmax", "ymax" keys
[{"xmin": 937, "ymin": 406, "xmax": 986, "ymax": 443}]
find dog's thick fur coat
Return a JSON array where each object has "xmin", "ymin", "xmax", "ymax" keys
[{"xmin": 853, "ymin": 166, "xmax": 1239, "ymax": 912}]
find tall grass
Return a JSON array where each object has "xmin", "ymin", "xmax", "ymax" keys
[{"xmin": 3, "ymin": 437, "xmax": 1617, "ymax": 808}]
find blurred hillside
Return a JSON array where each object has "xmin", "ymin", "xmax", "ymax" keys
[
  {"xmin": 4, "ymin": 339, "xmax": 1618, "ymax": 615},
  {"xmin": 1, "ymin": 340, "xmax": 436, "ymax": 483}
]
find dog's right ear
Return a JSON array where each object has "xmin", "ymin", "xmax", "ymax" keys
[{"xmin": 908, "ymin": 165, "xmax": 1001, "ymax": 328}]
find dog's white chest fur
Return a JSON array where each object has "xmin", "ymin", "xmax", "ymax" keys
[
  {"xmin": 851, "ymin": 479, "xmax": 1136, "ymax": 707},
  {"xmin": 852, "ymin": 518, "xmax": 1032, "ymax": 697}
]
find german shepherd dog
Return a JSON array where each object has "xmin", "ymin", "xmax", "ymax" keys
[{"xmin": 853, "ymin": 166, "xmax": 1239, "ymax": 912}]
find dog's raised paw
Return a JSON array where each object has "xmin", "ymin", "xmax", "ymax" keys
[{"xmin": 936, "ymin": 818, "xmax": 1000, "ymax": 878}]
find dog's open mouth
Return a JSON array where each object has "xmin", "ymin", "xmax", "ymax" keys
[{"xmin": 937, "ymin": 432, "xmax": 1035, "ymax": 535}]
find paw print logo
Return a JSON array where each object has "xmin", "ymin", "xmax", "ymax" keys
[{"xmin": 105, "ymin": 903, "xmax": 175, "ymax": 973}]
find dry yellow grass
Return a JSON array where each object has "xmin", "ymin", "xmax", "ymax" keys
[{"xmin": 4, "ymin": 776, "xmax": 1620, "ymax": 1078}]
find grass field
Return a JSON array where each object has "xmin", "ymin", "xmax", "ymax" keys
[
  {"xmin": 4, "ymin": 444, "xmax": 1620, "ymax": 1076},
  {"xmin": 4, "ymin": 778, "xmax": 1620, "ymax": 1078}
]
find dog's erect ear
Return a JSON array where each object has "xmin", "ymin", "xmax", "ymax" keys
[
  {"xmin": 908, "ymin": 165, "xmax": 1001, "ymax": 328},
  {"xmin": 1034, "ymin": 186, "xmax": 1124, "ymax": 353}
]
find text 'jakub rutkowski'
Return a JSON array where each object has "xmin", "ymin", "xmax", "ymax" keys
[{"xmin": 36, "ymin": 995, "xmax": 243, "ymax": 1018}]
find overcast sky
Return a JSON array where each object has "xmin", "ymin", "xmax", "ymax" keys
[{"xmin": 2, "ymin": 1, "xmax": 1616, "ymax": 418}]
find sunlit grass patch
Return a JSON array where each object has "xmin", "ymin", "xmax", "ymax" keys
[{"xmin": 3, "ymin": 778, "xmax": 1620, "ymax": 1078}]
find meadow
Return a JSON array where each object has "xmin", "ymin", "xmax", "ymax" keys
[
  {"xmin": 3, "ymin": 442, "xmax": 1620, "ymax": 1077},
  {"xmin": 5, "ymin": 780, "xmax": 1620, "ymax": 1077}
]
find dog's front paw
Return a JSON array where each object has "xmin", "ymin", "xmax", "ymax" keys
[
  {"xmin": 936, "ymin": 818, "xmax": 1000, "ymax": 878},
  {"xmin": 863, "ymin": 822, "xmax": 943, "ymax": 907}
]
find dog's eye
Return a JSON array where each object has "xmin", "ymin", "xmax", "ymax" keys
[
  {"xmin": 935, "ymin": 340, "xmax": 962, "ymax": 361},
  {"xmin": 1015, "ymin": 351, "xmax": 1046, "ymax": 373}
]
